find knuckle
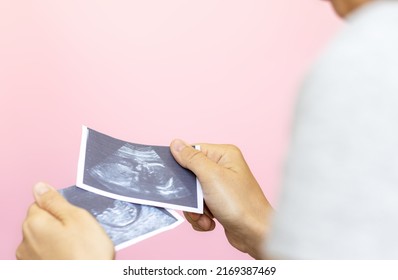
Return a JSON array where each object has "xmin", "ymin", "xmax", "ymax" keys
[
  {"xmin": 22, "ymin": 214, "xmax": 42, "ymax": 234},
  {"xmin": 220, "ymin": 144, "xmax": 244, "ymax": 159},
  {"xmin": 15, "ymin": 244, "xmax": 24, "ymax": 260},
  {"xmin": 26, "ymin": 204, "xmax": 36, "ymax": 216},
  {"xmin": 186, "ymin": 149, "xmax": 205, "ymax": 165},
  {"xmin": 225, "ymin": 144, "xmax": 242, "ymax": 154},
  {"xmin": 22, "ymin": 219, "xmax": 30, "ymax": 234}
]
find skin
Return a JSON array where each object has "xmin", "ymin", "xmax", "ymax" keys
[
  {"xmin": 16, "ymin": 0, "xmax": 374, "ymax": 260},
  {"xmin": 328, "ymin": 0, "xmax": 372, "ymax": 18},
  {"xmin": 16, "ymin": 183, "xmax": 115, "ymax": 260},
  {"xmin": 170, "ymin": 140, "xmax": 272, "ymax": 259}
]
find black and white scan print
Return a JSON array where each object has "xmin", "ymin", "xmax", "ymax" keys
[
  {"xmin": 77, "ymin": 126, "xmax": 203, "ymax": 213},
  {"xmin": 59, "ymin": 186, "xmax": 183, "ymax": 250}
]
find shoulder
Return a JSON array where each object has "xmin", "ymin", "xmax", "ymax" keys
[
  {"xmin": 294, "ymin": 0, "xmax": 398, "ymax": 132},
  {"xmin": 310, "ymin": 0, "xmax": 398, "ymax": 85}
]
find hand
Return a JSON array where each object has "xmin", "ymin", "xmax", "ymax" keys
[
  {"xmin": 170, "ymin": 140, "xmax": 272, "ymax": 259},
  {"xmin": 16, "ymin": 182, "xmax": 115, "ymax": 260}
]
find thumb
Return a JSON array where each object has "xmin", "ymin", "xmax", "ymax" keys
[
  {"xmin": 33, "ymin": 182, "xmax": 76, "ymax": 221},
  {"xmin": 170, "ymin": 139, "xmax": 219, "ymax": 180}
]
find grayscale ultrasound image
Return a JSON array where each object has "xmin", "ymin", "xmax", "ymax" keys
[
  {"xmin": 82, "ymin": 128, "xmax": 198, "ymax": 208},
  {"xmin": 88, "ymin": 144, "xmax": 191, "ymax": 200},
  {"xmin": 59, "ymin": 186, "xmax": 180, "ymax": 249}
]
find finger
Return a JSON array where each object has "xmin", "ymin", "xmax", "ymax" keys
[
  {"xmin": 184, "ymin": 212, "xmax": 215, "ymax": 231},
  {"xmin": 191, "ymin": 219, "xmax": 216, "ymax": 232},
  {"xmin": 170, "ymin": 139, "xmax": 220, "ymax": 179},
  {"xmin": 183, "ymin": 212, "xmax": 201, "ymax": 223},
  {"xmin": 198, "ymin": 143, "xmax": 245, "ymax": 166},
  {"xmin": 192, "ymin": 225, "xmax": 208, "ymax": 232},
  {"xmin": 32, "ymin": 182, "xmax": 77, "ymax": 222},
  {"xmin": 24, "ymin": 203, "xmax": 60, "ymax": 233},
  {"xmin": 23, "ymin": 203, "xmax": 59, "ymax": 233},
  {"xmin": 18, "ymin": 205, "xmax": 56, "ymax": 260},
  {"xmin": 26, "ymin": 203, "xmax": 41, "ymax": 217},
  {"xmin": 16, "ymin": 242, "xmax": 26, "ymax": 260},
  {"xmin": 196, "ymin": 214, "xmax": 216, "ymax": 231},
  {"xmin": 196, "ymin": 143, "xmax": 230, "ymax": 163},
  {"xmin": 15, "ymin": 238, "xmax": 39, "ymax": 260}
]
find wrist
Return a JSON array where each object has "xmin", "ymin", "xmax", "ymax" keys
[
  {"xmin": 245, "ymin": 206, "xmax": 272, "ymax": 259},
  {"xmin": 225, "ymin": 202, "xmax": 272, "ymax": 260}
]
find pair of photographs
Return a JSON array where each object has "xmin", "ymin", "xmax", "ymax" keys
[{"xmin": 61, "ymin": 126, "xmax": 203, "ymax": 250}]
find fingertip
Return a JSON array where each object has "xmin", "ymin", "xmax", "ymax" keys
[
  {"xmin": 32, "ymin": 183, "xmax": 73, "ymax": 221},
  {"xmin": 170, "ymin": 139, "xmax": 189, "ymax": 153},
  {"xmin": 183, "ymin": 212, "xmax": 201, "ymax": 223},
  {"xmin": 191, "ymin": 220, "xmax": 216, "ymax": 232},
  {"xmin": 192, "ymin": 225, "xmax": 206, "ymax": 232},
  {"xmin": 197, "ymin": 215, "xmax": 215, "ymax": 231},
  {"xmin": 33, "ymin": 182, "xmax": 53, "ymax": 197}
]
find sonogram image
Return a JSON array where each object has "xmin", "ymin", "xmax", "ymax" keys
[
  {"xmin": 59, "ymin": 186, "xmax": 182, "ymax": 250},
  {"xmin": 80, "ymin": 127, "xmax": 199, "ymax": 210},
  {"xmin": 88, "ymin": 144, "xmax": 191, "ymax": 201}
]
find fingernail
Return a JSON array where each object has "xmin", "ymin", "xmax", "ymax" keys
[
  {"xmin": 172, "ymin": 139, "xmax": 188, "ymax": 152},
  {"xmin": 34, "ymin": 182, "xmax": 51, "ymax": 196}
]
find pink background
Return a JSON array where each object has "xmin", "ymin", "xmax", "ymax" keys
[{"xmin": 0, "ymin": 1, "xmax": 341, "ymax": 259}]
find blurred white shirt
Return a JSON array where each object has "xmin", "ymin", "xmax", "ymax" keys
[{"xmin": 266, "ymin": 0, "xmax": 398, "ymax": 259}]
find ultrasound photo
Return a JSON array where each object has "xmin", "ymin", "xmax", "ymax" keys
[
  {"xmin": 76, "ymin": 126, "xmax": 203, "ymax": 213},
  {"xmin": 59, "ymin": 186, "xmax": 184, "ymax": 251}
]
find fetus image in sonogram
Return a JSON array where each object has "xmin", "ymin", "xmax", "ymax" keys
[
  {"xmin": 60, "ymin": 186, "xmax": 179, "ymax": 248},
  {"xmin": 94, "ymin": 199, "xmax": 141, "ymax": 228},
  {"xmin": 87, "ymin": 144, "xmax": 191, "ymax": 202},
  {"xmin": 93, "ymin": 200, "xmax": 178, "ymax": 247}
]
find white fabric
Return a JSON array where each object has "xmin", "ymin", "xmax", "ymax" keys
[{"xmin": 266, "ymin": 0, "xmax": 398, "ymax": 259}]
